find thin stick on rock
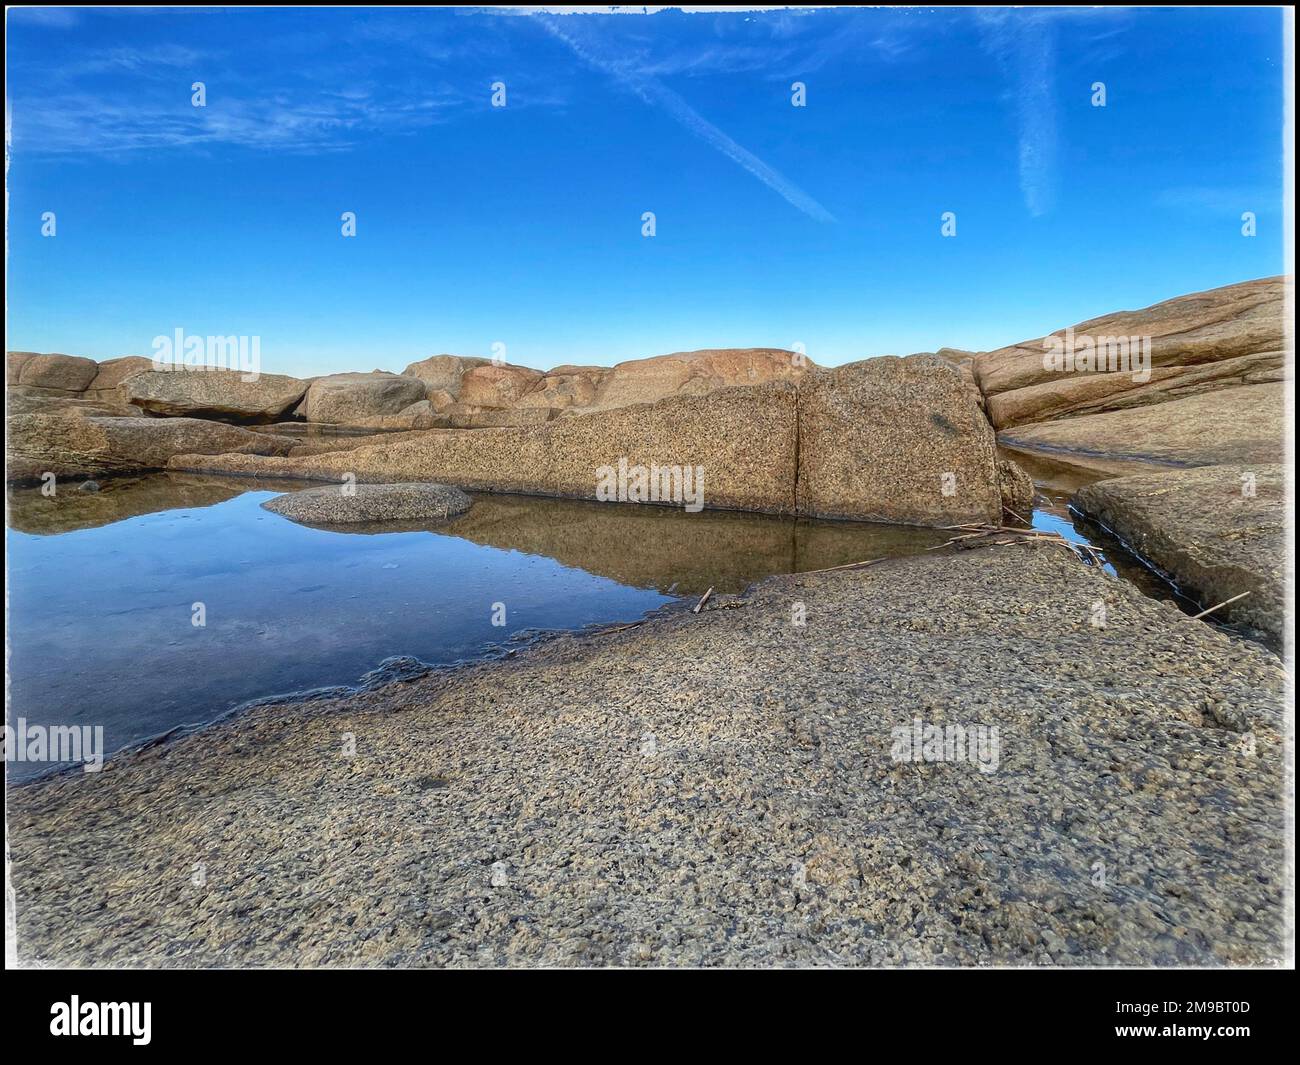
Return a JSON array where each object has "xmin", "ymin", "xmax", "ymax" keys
[
  {"xmin": 1189, "ymin": 591, "xmax": 1251, "ymax": 621},
  {"xmin": 693, "ymin": 587, "xmax": 714, "ymax": 614}
]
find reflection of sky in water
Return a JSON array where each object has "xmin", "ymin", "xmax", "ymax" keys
[
  {"xmin": 1031, "ymin": 505, "xmax": 1118, "ymax": 576},
  {"xmin": 7, "ymin": 490, "xmax": 673, "ymax": 780},
  {"xmin": 6, "ymin": 482, "xmax": 954, "ymax": 780}
]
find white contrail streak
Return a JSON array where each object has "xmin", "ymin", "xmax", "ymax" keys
[{"xmin": 536, "ymin": 14, "xmax": 835, "ymax": 223}]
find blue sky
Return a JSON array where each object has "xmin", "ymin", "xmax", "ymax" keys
[{"xmin": 5, "ymin": 6, "xmax": 1289, "ymax": 376}]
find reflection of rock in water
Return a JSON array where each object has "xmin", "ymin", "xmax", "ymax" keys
[
  {"xmin": 5, "ymin": 472, "xmax": 310, "ymax": 536},
  {"xmin": 441, "ymin": 495, "xmax": 952, "ymax": 595},
  {"xmin": 6, "ymin": 472, "xmax": 952, "ymax": 594}
]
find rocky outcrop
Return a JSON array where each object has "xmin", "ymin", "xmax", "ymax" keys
[
  {"xmin": 7, "ymin": 352, "xmax": 100, "ymax": 394},
  {"xmin": 974, "ymin": 277, "xmax": 1287, "ymax": 429},
  {"xmin": 457, "ymin": 363, "xmax": 545, "ymax": 409},
  {"xmin": 122, "ymin": 368, "xmax": 308, "ymax": 421},
  {"xmin": 85, "ymin": 356, "xmax": 153, "ymax": 401},
  {"xmin": 797, "ymin": 355, "xmax": 1006, "ymax": 526},
  {"xmin": 173, "ymin": 382, "xmax": 803, "ymax": 516},
  {"xmin": 6, "ymin": 389, "xmax": 142, "ymax": 419},
  {"xmin": 6, "ymin": 413, "xmax": 298, "ymax": 483},
  {"xmin": 296, "ymin": 372, "xmax": 429, "ymax": 424},
  {"xmin": 170, "ymin": 360, "xmax": 1021, "ymax": 528},
  {"xmin": 1074, "ymin": 464, "xmax": 1284, "ymax": 644},
  {"xmin": 400, "ymin": 354, "xmax": 492, "ymax": 399},
  {"xmin": 587, "ymin": 348, "xmax": 813, "ymax": 411},
  {"xmin": 262, "ymin": 482, "xmax": 472, "ymax": 525},
  {"xmin": 998, "ymin": 384, "xmax": 1284, "ymax": 473}
]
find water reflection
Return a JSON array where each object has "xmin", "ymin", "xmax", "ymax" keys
[{"xmin": 5, "ymin": 473, "xmax": 954, "ymax": 779}]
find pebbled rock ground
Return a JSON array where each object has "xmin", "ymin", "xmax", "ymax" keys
[
  {"xmin": 6, "ymin": 545, "xmax": 1285, "ymax": 968},
  {"xmin": 262, "ymin": 482, "xmax": 472, "ymax": 525}
]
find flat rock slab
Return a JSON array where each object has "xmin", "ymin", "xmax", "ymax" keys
[
  {"xmin": 1074, "ymin": 463, "xmax": 1285, "ymax": 644},
  {"xmin": 262, "ymin": 482, "xmax": 472, "ymax": 524},
  {"xmin": 997, "ymin": 383, "xmax": 1284, "ymax": 472},
  {"xmin": 7, "ymin": 546, "xmax": 1284, "ymax": 967}
]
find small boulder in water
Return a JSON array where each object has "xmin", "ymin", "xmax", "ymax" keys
[{"xmin": 261, "ymin": 482, "xmax": 472, "ymax": 525}]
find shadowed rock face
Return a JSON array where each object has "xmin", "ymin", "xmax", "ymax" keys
[
  {"xmin": 122, "ymin": 368, "xmax": 309, "ymax": 421},
  {"xmin": 1074, "ymin": 463, "xmax": 1284, "ymax": 645},
  {"xmin": 974, "ymin": 276, "xmax": 1288, "ymax": 428}
]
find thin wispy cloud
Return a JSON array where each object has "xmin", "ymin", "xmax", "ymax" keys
[
  {"xmin": 534, "ymin": 12, "xmax": 835, "ymax": 223},
  {"xmin": 976, "ymin": 10, "xmax": 1059, "ymax": 218}
]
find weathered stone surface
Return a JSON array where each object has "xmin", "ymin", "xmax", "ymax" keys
[
  {"xmin": 173, "ymin": 382, "xmax": 803, "ymax": 515},
  {"xmin": 262, "ymin": 482, "xmax": 472, "ymax": 525},
  {"xmin": 85, "ymin": 356, "xmax": 153, "ymax": 400},
  {"xmin": 974, "ymin": 277, "xmax": 1288, "ymax": 428},
  {"xmin": 797, "ymin": 355, "xmax": 1008, "ymax": 526},
  {"xmin": 998, "ymin": 457, "xmax": 1036, "ymax": 520},
  {"xmin": 400, "ymin": 354, "xmax": 491, "ymax": 399},
  {"xmin": 515, "ymin": 368, "xmax": 609, "ymax": 412},
  {"xmin": 10, "ymin": 352, "xmax": 99, "ymax": 393},
  {"xmin": 6, "ymin": 413, "xmax": 297, "ymax": 483},
  {"xmin": 1075, "ymin": 464, "xmax": 1284, "ymax": 644},
  {"xmin": 987, "ymin": 349, "xmax": 1285, "ymax": 428},
  {"xmin": 6, "ymin": 388, "xmax": 142, "ymax": 419},
  {"xmin": 441, "ymin": 404, "xmax": 553, "ymax": 429},
  {"xmin": 121, "ymin": 368, "xmax": 308, "ymax": 421},
  {"xmin": 8, "ymin": 545, "xmax": 1285, "ymax": 967},
  {"xmin": 998, "ymin": 384, "xmax": 1284, "ymax": 473},
  {"xmin": 344, "ymin": 401, "xmax": 448, "ymax": 431},
  {"xmin": 456, "ymin": 364, "xmax": 545, "ymax": 409},
  {"xmin": 297, "ymin": 372, "xmax": 428, "ymax": 424},
  {"xmin": 589, "ymin": 348, "xmax": 814, "ymax": 411}
]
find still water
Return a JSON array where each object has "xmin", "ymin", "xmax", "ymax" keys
[{"xmin": 8, "ymin": 472, "xmax": 969, "ymax": 779}]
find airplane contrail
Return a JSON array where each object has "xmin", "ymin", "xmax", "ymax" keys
[{"xmin": 536, "ymin": 13, "xmax": 835, "ymax": 223}]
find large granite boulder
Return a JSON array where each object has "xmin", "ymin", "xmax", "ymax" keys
[
  {"xmin": 797, "ymin": 355, "xmax": 1008, "ymax": 526},
  {"xmin": 6, "ymin": 413, "xmax": 296, "ymax": 483},
  {"xmin": 121, "ymin": 368, "xmax": 308, "ymax": 421},
  {"xmin": 262, "ymin": 482, "xmax": 472, "ymax": 525},
  {"xmin": 588, "ymin": 348, "xmax": 814, "ymax": 411},
  {"xmin": 1075, "ymin": 464, "xmax": 1284, "ymax": 645},
  {"xmin": 515, "ymin": 367, "xmax": 610, "ymax": 412},
  {"xmin": 170, "ymin": 371, "xmax": 1025, "ymax": 528},
  {"xmin": 173, "ymin": 382, "xmax": 803, "ymax": 515},
  {"xmin": 974, "ymin": 277, "xmax": 1287, "ymax": 429},
  {"xmin": 400, "ymin": 354, "xmax": 492, "ymax": 400},
  {"xmin": 456, "ymin": 363, "xmax": 545, "ymax": 409},
  {"xmin": 297, "ymin": 372, "xmax": 428, "ymax": 424},
  {"xmin": 86, "ymin": 356, "xmax": 153, "ymax": 401},
  {"xmin": 8, "ymin": 352, "xmax": 99, "ymax": 394}
]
